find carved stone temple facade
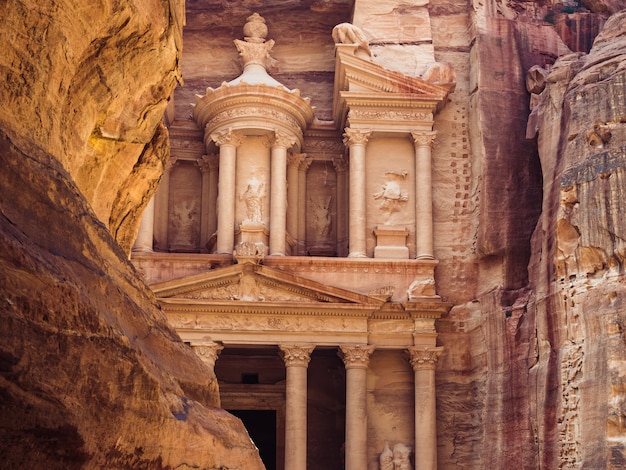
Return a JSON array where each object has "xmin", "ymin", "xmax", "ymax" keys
[{"xmin": 132, "ymin": 11, "xmax": 456, "ymax": 470}]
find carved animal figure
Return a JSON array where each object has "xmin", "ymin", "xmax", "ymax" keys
[
  {"xmin": 332, "ymin": 22, "xmax": 371, "ymax": 56},
  {"xmin": 392, "ymin": 443, "xmax": 412, "ymax": 470}
]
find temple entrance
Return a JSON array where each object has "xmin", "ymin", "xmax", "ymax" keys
[{"xmin": 229, "ymin": 409, "xmax": 277, "ymax": 470}]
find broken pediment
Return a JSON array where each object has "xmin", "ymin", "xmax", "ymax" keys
[
  {"xmin": 332, "ymin": 44, "xmax": 453, "ymax": 131},
  {"xmin": 151, "ymin": 262, "xmax": 379, "ymax": 305}
]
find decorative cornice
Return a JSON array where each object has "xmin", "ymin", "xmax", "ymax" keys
[
  {"xmin": 280, "ymin": 344, "xmax": 315, "ymax": 367},
  {"xmin": 339, "ymin": 344, "xmax": 375, "ymax": 369}
]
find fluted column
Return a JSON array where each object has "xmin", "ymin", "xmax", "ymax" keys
[
  {"xmin": 410, "ymin": 131, "xmax": 436, "ymax": 259},
  {"xmin": 339, "ymin": 344, "xmax": 375, "ymax": 470},
  {"xmin": 132, "ymin": 195, "xmax": 155, "ymax": 252},
  {"xmin": 211, "ymin": 129, "xmax": 243, "ymax": 254},
  {"xmin": 332, "ymin": 157, "xmax": 348, "ymax": 257},
  {"xmin": 280, "ymin": 344, "xmax": 315, "ymax": 470},
  {"xmin": 297, "ymin": 157, "xmax": 312, "ymax": 255},
  {"xmin": 407, "ymin": 346, "xmax": 443, "ymax": 470},
  {"xmin": 287, "ymin": 153, "xmax": 305, "ymax": 245},
  {"xmin": 153, "ymin": 157, "xmax": 177, "ymax": 251},
  {"xmin": 343, "ymin": 128, "xmax": 371, "ymax": 258},
  {"xmin": 270, "ymin": 131, "xmax": 297, "ymax": 256}
]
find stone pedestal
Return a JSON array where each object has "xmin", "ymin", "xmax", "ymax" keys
[
  {"xmin": 236, "ymin": 221, "xmax": 269, "ymax": 254},
  {"xmin": 373, "ymin": 225, "xmax": 409, "ymax": 259}
]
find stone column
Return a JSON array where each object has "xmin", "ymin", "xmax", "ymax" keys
[
  {"xmin": 132, "ymin": 195, "xmax": 155, "ymax": 252},
  {"xmin": 297, "ymin": 157, "xmax": 312, "ymax": 255},
  {"xmin": 196, "ymin": 155, "xmax": 212, "ymax": 252},
  {"xmin": 193, "ymin": 341, "xmax": 224, "ymax": 407},
  {"xmin": 287, "ymin": 153, "xmax": 305, "ymax": 251},
  {"xmin": 153, "ymin": 157, "xmax": 177, "ymax": 251},
  {"xmin": 270, "ymin": 131, "xmax": 297, "ymax": 256},
  {"xmin": 207, "ymin": 154, "xmax": 220, "ymax": 246},
  {"xmin": 339, "ymin": 344, "xmax": 375, "ymax": 470},
  {"xmin": 279, "ymin": 344, "xmax": 315, "ymax": 470},
  {"xmin": 410, "ymin": 131, "xmax": 436, "ymax": 259},
  {"xmin": 343, "ymin": 128, "xmax": 371, "ymax": 258},
  {"xmin": 332, "ymin": 156, "xmax": 348, "ymax": 257},
  {"xmin": 211, "ymin": 129, "xmax": 243, "ymax": 254},
  {"xmin": 407, "ymin": 346, "xmax": 443, "ymax": 470}
]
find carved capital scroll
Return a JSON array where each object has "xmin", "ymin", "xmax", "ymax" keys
[
  {"xmin": 299, "ymin": 156, "xmax": 313, "ymax": 172},
  {"xmin": 288, "ymin": 153, "xmax": 306, "ymax": 168},
  {"xmin": 193, "ymin": 342, "xmax": 224, "ymax": 369},
  {"xmin": 332, "ymin": 156, "xmax": 348, "ymax": 173},
  {"xmin": 196, "ymin": 154, "xmax": 218, "ymax": 173},
  {"xmin": 211, "ymin": 128, "xmax": 244, "ymax": 148},
  {"xmin": 343, "ymin": 128, "xmax": 372, "ymax": 147},
  {"xmin": 339, "ymin": 344, "xmax": 375, "ymax": 369},
  {"xmin": 410, "ymin": 130, "xmax": 437, "ymax": 149},
  {"xmin": 272, "ymin": 129, "xmax": 298, "ymax": 149},
  {"xmin": 407, "ymin": 346, "xmax": 443, "ymax": 371},
  {"xmin": 164, "ymin": 156, "xmax": 179, "ymax": 172},
  {"xmin": 279, "ymin": 344, "xmax": 315, "ymax": 367}
]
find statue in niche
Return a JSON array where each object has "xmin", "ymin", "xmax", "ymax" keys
[
  {"xmin": 373, "ymin": 171, "xmax": 408, "ymax": 224},
  {"xmin": 170, "ymin": 200, "xmax": 198, "ymax": 248},
  {"xmin": 379, "ymin": 443, "xmax": 413, "ymax": 470},
  {"xmin": 241, "ymin": 177, "xmax": 265, "ymax": 223},
  {"xmin": 310, "ymin": 196, "xmax": 332, "ymax": 242},
  {"xmin": 379, "ymin": 443, "xmax": 393, "ymax": 470}
]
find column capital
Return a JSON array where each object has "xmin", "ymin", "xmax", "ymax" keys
[
  {"xmin": 280, "ymin": 344, "xmax": 315, "ymax": 367},
  {"xmin": 343, "ymin": 128, "xmax": 372, "ymax": 147},
  {"xmin": 299, "ymin": 156, "xmax": 313, "ymax": 172},
  {"xmin": 193, "ymin": 342, "xmax": 224, "ymax": 369},
  {"xmin": 410, "ymin": 130, "xmax": 437, "ymax": 148},
  {"xmin": 339, "ymin": 344, "xmax": 375, "ymax": 369},
  {"xmin": 407, "ymin": 346, "xmax": 443, "ymax": 371},
  {"xmin": 164, "ymin": 156, "xmax": 179, "ymax": 172},
  {"xmin": 332, "ymin": 156, "xmax": 348, "ymax": 173},
  {"xmin": 272, "ymin": 129, "xmax": 298, "ymax": 149},
  {"xmin": 288, "ymin": 152, "xmax": 306, "ymax": 168},
  {"xmin": 196, "ymin": 154, "xmax": 218, "ymax": 173},
  {"xmin": 211, "ymin": 128, "xmax": 244, "ymax": 147}
]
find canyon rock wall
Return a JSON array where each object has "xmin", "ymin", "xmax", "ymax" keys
[
  {"xmin": 0, "ymin": 1, "xmax": 263, "ymax": 468},
  {"xmin": 437, "ymin": 5, "xmax": 625, "ymax": 469}
]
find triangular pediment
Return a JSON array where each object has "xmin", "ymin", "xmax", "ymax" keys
[{"xmin": 151, "ymin": 262, "xmax": 379, "ymax": 306}]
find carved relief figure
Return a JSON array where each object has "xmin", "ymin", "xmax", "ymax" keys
[
  {"xmin": 241, "ymin": 177, "xmax": 266, "ymax": 223},
  {"xmin": 379, "ymin": 442, "xmax": 393, "ymax": 470},
  {"xmin": 310, "ymin": 195, "xmax": 332, "ymax": 242},
  {"xmin": 379, "ymin": 443, "xmax": 413, "ymax": 470},
  {"xmin": 170, "ymin": 200, "xmax": 198, "ymax": 248},
  {"xmin": 373, "ymin": 171, "xmax": 409, "ymax": 224}
]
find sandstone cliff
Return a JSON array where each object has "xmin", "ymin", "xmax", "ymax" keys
[
  {"xmin": 437, "ymin": 5, "xmax": 626, "ymax": 469},
  {"xmin": 0, "ymin": 1, "xmax": 263, "ymax": 468}
]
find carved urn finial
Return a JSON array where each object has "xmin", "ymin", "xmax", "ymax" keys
[{"xmin": 243, "ymin": 13, "xmax": 268, "ymax": 43}]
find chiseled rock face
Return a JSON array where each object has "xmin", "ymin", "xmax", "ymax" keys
[{"xmin": 0, "ymin": 1, "xmax": 264, "ymax": 468}]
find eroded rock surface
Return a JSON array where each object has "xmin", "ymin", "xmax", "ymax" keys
[{"xmin": 0, "ymin": 1, "xmax": 263, "ymax": 468}]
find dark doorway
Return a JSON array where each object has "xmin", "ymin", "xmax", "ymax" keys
[{"xmin": 229, "ymin": 409, "xmax": 277, "ymax": 470}]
